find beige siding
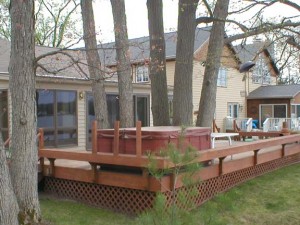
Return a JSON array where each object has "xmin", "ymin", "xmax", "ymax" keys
[
  {"xmin": 165, "ymin": 61, "xmax": 176, "ymax": 86},
  {"xmin": 36, "ymin": 79, "xmax": 152, "ymax": 149}
]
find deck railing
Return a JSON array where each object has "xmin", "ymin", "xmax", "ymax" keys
[
  {"xmin": 263, "ymin": 118, "xmax": 300, "ymax": 132},
  {"xmin": 225, "ymin": 117, "xmax": 253, "ymax": 132},
  {"xmin": 38, "ymin": 120, "xmax": 300, "ymax": 192}
]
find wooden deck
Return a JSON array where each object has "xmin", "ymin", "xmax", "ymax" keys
[{"xmin": 37, "ymin": 122, "xmax": 300, "ymax": 214}]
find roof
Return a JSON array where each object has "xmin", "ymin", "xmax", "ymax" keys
[
  {"xmin": 247, "ymin": 84, "xmax": 300, "ymax": 99},
  {"xmin": 234, "ymin": 41, "xmax": 279, "ymax": 77},
  {"xmin": 98, "ymin": 26, "xmax": 212, "ymax": 65},
  {"xmin": 0, "ymin": 38, "xmax": 90, "ymax": 80},
  {"xmin": 234, "ymin": 41, "xmax": 274, "ymax": 63}
]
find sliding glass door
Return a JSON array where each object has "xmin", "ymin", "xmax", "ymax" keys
[
  {"xmin": 259, "ymin": 104, "xmax": 287, "ymax": 127},
  {"xmin": 86, "ymin": 93, "xmax": 149, "ymax": 149},
  {"xmin": 37, "ymin": 90, "xmax": 77, "ymax": 147}
]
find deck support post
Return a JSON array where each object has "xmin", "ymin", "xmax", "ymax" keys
[
  {"xmin": 113, "ymin": 121, "xmax": 120, "ymax": 156},
  {"xmin": 218, "ymin": 157, "xmax": 226, "ymax": 175},
  {"xmin": 48, "ymin": 158, "xmax": 56, "ymax": 176},
  {"xmin": 136, "ymin": 121, "xmax": 142, "ymax": 157},
  {"xmin": 142, "ymin": 168, "xmax": 150, "ymax": 190},
  {"xmin": 90, "ymin": 163, "xmax": 98, "ymax": 183},
  {"xmin": 281, "ymin": 144, "xmax": 286, "ymax": 157},
  {"xmin": 253, "ymin": 149, "xmax": 260, "ymax": 165}
]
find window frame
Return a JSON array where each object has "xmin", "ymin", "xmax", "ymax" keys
[
  {"xmin": 252, "ymin": 55, "xmax": 271, "ymax": 85},
  {"xmin": 135, "ymin": 65, "xmax": 149, "ymax": 83},
  {"xmin": 227, "ymin": 102, "xmax": 239, "ymax": 118},
  {"xmin": 217, "ymin": 67, "xmax": 227, "ymax": 87},
  {"xmin": 259, "ymin": 103, "xmax": 287, "ymax": 128},
  {"xmin": 37, "ymin": 89, "xmax": 78, "ymax": 147}
]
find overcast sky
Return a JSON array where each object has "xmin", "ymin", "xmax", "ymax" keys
[{"xmin": 89, "ymin": 0, "xmax": 299, "ymax": 44}]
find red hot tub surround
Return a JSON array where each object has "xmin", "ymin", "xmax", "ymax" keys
[{"xmin": 97, "ymin": 126, "xmax": 211, "ymax": 154}]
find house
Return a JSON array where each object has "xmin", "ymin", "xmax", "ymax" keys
[
  {"xmin": 0, "ymin": 38, "xmax": 152, "ymax": 149},
  {"xmin": 0, "ymin": 28, "xmax": 279, "ymax": 149},
  {"xmin": 247, "ymin": 84, "xmax": 300, "ymax": 128}
]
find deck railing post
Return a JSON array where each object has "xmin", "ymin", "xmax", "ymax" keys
[
  {"xmin": 38, "ymin": 128, "xmax": 44, "ymax": 150},
  {"xmin": 92, "ymin": 120, "xmax": 98, "ymax": 154},
  {"xmin": 281, "ymin": 121, "xmax": 290, "ymax": 135},
  {"xmin": 113, "ymin": 121, "xmax": 120, "ymax": 156},
  {"xmin": 136, "ymin": 121, "xmax": 142, "ymax": 157}
]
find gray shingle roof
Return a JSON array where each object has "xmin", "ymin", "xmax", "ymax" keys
[
  {"xmin": 98, "ymin": 26, "xmax": 212, "ymax": 65},
  {"xmin": 0, "ymin": 38, "xmax": 89, "ymax": 79},
  {"xmin": 234, "ymin": 41, "xmax": 275, "ymax": 63},
  {"xmin": 247, "ymin": 84, "xmax": 300, "ymax": 99}
]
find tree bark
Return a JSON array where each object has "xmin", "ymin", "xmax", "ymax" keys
[
  {"xmin": 173, "ymin": 0, "xmax": 199, "ymax": 126},
  {"xmin": 110, "ymin": 0, "xmax": 134, "ymax": 128},
  {"xmin": 9, "ymin": 0, "xmax": 41, "ymax": 222},
  {"xmin": 196, "ymin": 0, "xmax": 230, "ymax": 127},
  {"xmin": 0, "ymin": 137, "xmax": 19, "ymax": 225},
  {"xmin": 147, "ymin": 0, "xmax": 170, "ymax": 126},
  {"xmin": 81, "ymin": 0, "xmax": 109, "ymax": 129}
]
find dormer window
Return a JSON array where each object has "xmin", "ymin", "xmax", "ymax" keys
[{"xmin": 136, "ymin": 65, "xmax": 149, "ymax": 83}]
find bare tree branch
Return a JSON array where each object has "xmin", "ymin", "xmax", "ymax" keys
[
  {"xmin": 224, "ymin": 21, "xmax": 300, "ymax": 44},
  {"xmin": 286, "ymin": 36, "xmax": 300, "ymax": 50}
]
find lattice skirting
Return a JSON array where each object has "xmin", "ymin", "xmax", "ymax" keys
[{"xmin": 43, "ymin": 153, "xmax": 300, "ymax": 214}]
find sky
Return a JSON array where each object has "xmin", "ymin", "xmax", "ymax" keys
[
  {"xmin": 90, "ymin": 0, "xmax": 299, "ymax": 45},
  {"xmin": 92, "ymin": 0, "xmax": 178, "ymax": 43}
]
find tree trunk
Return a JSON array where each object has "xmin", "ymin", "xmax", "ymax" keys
[
  {"xmin": 81, "ymin": 0, "xmax": 110, "ymax": 129},
  {"xmin": 110, "ymin": 0, "xmax": 134, "ymax": 128},
  {"xmin": 147, "ymin": 0, "xmax": 170, "ymax": 126},
  {"xmin": 9, "ymin": 0, "xmax": 41, "ymax": 223},
  {"xmin": 196, "ymin": 0, "xmax": 230, "ymax": 127},
  {"xmin": 173, "ymin": 0, "xmax": 199, "ymax": 126},
  {"xmin": 0, "ymin": 137, "xmax": 19, "ymax": 225}
]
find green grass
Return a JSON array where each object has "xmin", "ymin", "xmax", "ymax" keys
[{"xmin": 40, "ymin": 163, "xmax": 300, "ymax": 225}]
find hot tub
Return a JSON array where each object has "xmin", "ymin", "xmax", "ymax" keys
[{"xmin": 97, "ymin": 126, "xmax": 211, "ymax": 155}]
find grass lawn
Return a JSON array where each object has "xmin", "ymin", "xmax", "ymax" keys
[{"xmin": 40, "ymin": 163, "xmax": 300, "ymax": 225}]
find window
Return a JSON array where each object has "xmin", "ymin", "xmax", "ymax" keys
[
  {"xmin": 86, "ymin": 93, "xmax": 149, "ymax": 149},
  {"xmin": 291, "ymin": 104, "xmax": 300, "ymax": 118},
  {"xmin": 134, "ymin": 95, "xmax": 149, "ymax": 127},
  {"xmin": 259, "ymin": 104, "xmax": 287, "ymax": 127},
  {"xmin": 0, "ymin": 90, "xmax": 8, "ymax": 141},
  {"xmin": 136, "ymin": 65, "xmax": 149, "ymax": 83},
  {"xmin": 37, "ymin": 90, "xmax": 77, "ymax": 147},
  {"xmin": 252, "ymin": 55, "xmax": 271, "ymax": 85},
  {"xmin": 217, "ymin": 68, "xmax": 227, "ymax": 87},
  {"xmin": 228, "ymin": 103, "xmax": 239, "ymax": 118}
]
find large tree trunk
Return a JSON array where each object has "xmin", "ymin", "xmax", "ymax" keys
[
  {"xmin": 81, "ymin": 0, "xmax": 109, "ymax": 129},
  {"xmin": 110, "ymin": 0, "xmax": 134, "ymax": 128},
  {"xmin": 0, "ymin": 137, "xmax": 19, "ymax": 225},
  {"xmin": 9, "ymin": 0, "xmax": 41, "ymax": 222},
  {"xmin": 196, "ymin": 0, "xmax": 230, "ymax": 127},
  {"xmin": 147, "ymin": 0, "xmax": 170, "ymax": 126},
  {"xmin": 173, "ymin": 0, "xmax": 199, "ymax": 126}
]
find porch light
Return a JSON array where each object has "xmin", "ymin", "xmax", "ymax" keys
[{"xmin": 239, "ymin": 104, "xmax": 243, "ymax": 112}]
